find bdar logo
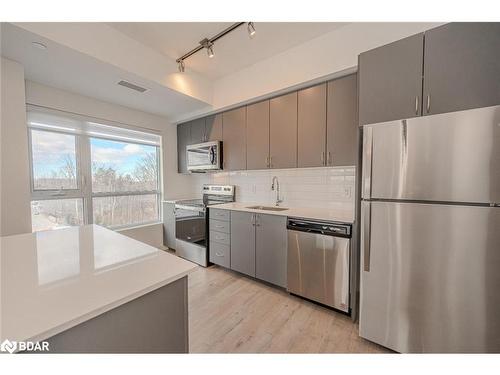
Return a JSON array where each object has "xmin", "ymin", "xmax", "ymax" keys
[{"xmin": 1, "ymin": 339, "xmax": 17, "ymax": 354}]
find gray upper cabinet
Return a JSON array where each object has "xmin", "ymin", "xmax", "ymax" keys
[
  {"xmin": 230, "ymin": 211, "xmax": 256, "ymax": 277},
  {"xmin": 205, "ymin": 113, "xmax": 223, "ymax": 142},
  {"xmin": 423, "ymin": 23, "xmax": 500, "ymax": 116},
  {"xmin": 270, "ymin": 92, "xmax": 298, "ymax": 169},
  {"xmin": 327, "ymin": 74, "xmax": 358, "ymax": 167},
  {"xmin": 163, "ymin": 201, "xmax": 176, "ymax": 249},
  {"xmin": 246, "ymin": 100, "xmax": 270, "ymax": 170},
  {"xmin": 222, "ymin": 107, "xmax": 247, "ymax": 171},
  {"xmin": 190, "ymin": 118, "xmax": 206, "ymax": 144},
  {"xmin": 177, "ymin": 123, "xmax": 190, "ymax": 173},
  {"xmin": 359, "ymin": 33, "xmax": 424, "ymax": 125},
  {"xmin": 298, "ymin": 83, "xmax": 327, "ymax": 168},
  {"xmin": 255, "ymin": 214, "xmax": 287, "ymax": 288}
]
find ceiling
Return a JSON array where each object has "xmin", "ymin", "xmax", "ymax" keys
[
  {"xmin": 1, "ymin": 22, "xmax": 349, "ymax": 120},
  {"xmin": 108, "ymin": 22, "xmax": 349, "ymax": 79},
  {"xmin": 0, "ymin": 23, "xmax": 210, "ymax": 119}
]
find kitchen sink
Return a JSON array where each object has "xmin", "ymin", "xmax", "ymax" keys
[{"xmin": 246, "ymin": 205, "xmax": 289, "ymax": 211}]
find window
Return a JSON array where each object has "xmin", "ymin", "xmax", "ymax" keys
[
  {"xmin": 28, "ymin": 108, "xmax": 161, "ymax": 232},
  {"xmin": 31, "ymin": 130, "xmax": 78, "ymax": 190}
]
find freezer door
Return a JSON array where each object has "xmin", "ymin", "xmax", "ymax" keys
[
  {"xmin": 287, "ymin": 230, "xmax": 350, "ymax": 312},
  {"xmin": 366, "ymin": 104, "xmax": 500, "ymax": 203},
  {"xmin": 359, "ymin": 201, "xmax": 500, "ymax": 353}
]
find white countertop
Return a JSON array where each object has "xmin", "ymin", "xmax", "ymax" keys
[
  {"xmin": 0, "ymin": 225, "xmax": 197, "ymax": 343},
  {"xmin": 162, "ymin": 198, "xmax": 198, "ymax": 204},
  {"xmin": 212, "ymin": 202, "xmax": 354, "ymax": 223}
]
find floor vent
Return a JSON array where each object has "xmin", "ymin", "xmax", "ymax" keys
[{"xmin": 117, "ymin": 80, "xmax": 148, "ymax": 93}]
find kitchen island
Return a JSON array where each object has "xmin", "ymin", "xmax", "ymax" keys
[{"xmin": 0, "ymin": 224, "xmax": 197, "ymax": 353}]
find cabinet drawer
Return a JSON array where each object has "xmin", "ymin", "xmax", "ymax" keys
[
  {"xmin": 209, "ymin": 242, "xmax": 230, "ymax": 268},
  {"xmin": 209, "ymin": 219, "xmax": 230, "ymax": 234},
  {"xmin": 210, "ymin": 230, "xmax": 230, "ymax": 245},
  {"xmin": 210, "ymin": 208, "xmax": 230, "ymax": 221}
]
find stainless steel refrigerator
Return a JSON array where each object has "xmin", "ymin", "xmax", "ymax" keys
[{"xmin": 359, "ymin": 104, "xmax": 500, "ymax": 353}]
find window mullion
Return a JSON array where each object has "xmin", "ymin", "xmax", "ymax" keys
[{"xmin": 79, "ymin": 134, "xmax": 93, "ymax": 225}]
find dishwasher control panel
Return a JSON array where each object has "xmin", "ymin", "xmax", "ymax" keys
[{"xmin": 287, "ymin": 218, "xmax": 351, "ymax": 238}]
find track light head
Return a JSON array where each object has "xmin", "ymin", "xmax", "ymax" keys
[
  {"xmin": 200, "ymin": 38, "xmax": 215, "ymax": 59},
  {"xmin": 247, "ymin": 22, "xmax": 256, "ymax": 38},
  {"xmin": 177, "ymin": 59, "xmax": 185, "ymax": 73},
  {"xmin": 207, "ymin": 45, "xmax": 214, "ymax": 58}
]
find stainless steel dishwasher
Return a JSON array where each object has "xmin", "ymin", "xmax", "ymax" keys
[{"xmin": 287, "ymin": 217, "xmax": 351, "ymax": 313}]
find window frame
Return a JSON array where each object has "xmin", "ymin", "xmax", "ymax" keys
[{"xmin": 28, "ymin": 117, "xmax": 162, "ymax": 231}]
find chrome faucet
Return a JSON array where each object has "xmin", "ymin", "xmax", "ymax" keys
[{"xmin": 271, "ymin": 176, "xmax": 283, "ymax": 206}]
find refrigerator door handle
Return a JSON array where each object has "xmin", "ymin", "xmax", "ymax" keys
[
  {"xmin": 362, "ymin": 201, "xmax": 372, "ymax": 272},
  {"xmin": 362, "ymin": 126, "xmax": 373, "ymax": 199}
]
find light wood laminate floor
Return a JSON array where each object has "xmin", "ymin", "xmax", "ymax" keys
[{"xmin": 187, "ymin": 265, "xmax": 390, "ymax": 353}]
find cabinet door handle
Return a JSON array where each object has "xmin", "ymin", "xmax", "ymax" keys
[
  {"xmin": 269, "ymin": 156, "xmax": 273, "ymax": 168},
  {"xmin": 321, "ymin": 151, "xmax": 325, "ymax": 165},
  {"xmin": 415, "ymin": 96, "xmax": 419, "ymax": 115},
  {"xmin": 327, "ymin": 151, "xmax": 332, "ymax": 165},
  {"xmin": 215, "ymin": 252, "xmax": 224, "ymax": 257},
  {"xmin": 426, "ymin": 94, "xmax": 431, "ymax": 114},
  {"xmin": 266, "ymin": 156, "xmax": 270, "ymax": 168}
]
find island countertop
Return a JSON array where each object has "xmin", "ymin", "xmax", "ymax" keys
[{"xmin": 0, "ymin": 224, "xmax": 197, "ymax": 344}]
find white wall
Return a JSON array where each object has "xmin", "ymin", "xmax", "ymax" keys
[
  {"xmin": 0, "ymin": 58, "xmax": 32, "ymax": 236},
  {"xmin": 210, "ymin": 22, "xmax": 442, "ymax": 112}
]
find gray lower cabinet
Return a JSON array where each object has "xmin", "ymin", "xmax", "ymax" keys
[
  {"xmin": 423, "ymin": 23, "xmax": 500, "ymax": 116},
  {"xmin": 229, "ymin": 211, "xmax": 287, "ymax": 287},
  {"xmin": 255, "ymin": 214, "xmax": 287, "ymax": 288},
  {"xmin": 298, "ymin": 83, "xmax": 327, "ymax": 167},
  {"xmin": 177, "ymin": 123, "xmax": 190, "ymax": 173},
  {"xmin": 327, "ymin": 73, "xmax": 358, "ymax": 166},
  {"xmin": 359, "ymin": 33, "xmax": 424, "ymax": 125},
  {"xmin": 270, "ymin": 92, "xmax": 298, "ymax": 169},
  {"xmin": 209, "ymin": 208, "xmax": 231, "ymax": 268},
  {"xmin": 163, "ymin": 201, "xmax": 176, "ymax": 249},
  {"xmin": 230, "ymin": 211, "xmax": 256, "ymax": 277},
  {"xmin": 209, "ymin": 241, "xmax": 230, "ymax": 268}
]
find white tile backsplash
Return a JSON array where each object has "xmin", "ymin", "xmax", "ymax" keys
[{"xmin": 205, "ymin": 166, "xmax": 355, "ymax": 215}]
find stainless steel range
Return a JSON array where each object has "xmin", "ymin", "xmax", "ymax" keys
[{"xmin": 175, "ymin": 185, "xmax": 235, "ymax": 266}]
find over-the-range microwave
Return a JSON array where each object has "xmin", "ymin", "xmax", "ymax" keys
[{"xmin": 186, "ymin": 141, "xmax": 222, "ymax": 172}]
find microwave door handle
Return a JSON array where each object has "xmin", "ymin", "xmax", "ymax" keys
[{"xmin": 209, "ymin": 146, "xmax": 216, "ymax": 164}]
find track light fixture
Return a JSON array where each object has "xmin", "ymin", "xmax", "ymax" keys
[
  {"xmin": 247, "ymin": 22, "xmax": 256, "ymax": 38},
  {"xmin": 200, "ymin": 38, "xmax": 215, "ymax": 58},
  {"xmin": 176, "ymin": 22, "xmax": 256, "ymax": 73},
  {"xmin": 177, "ymin": 59, "xmax": 185, "ymax": 73}
]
